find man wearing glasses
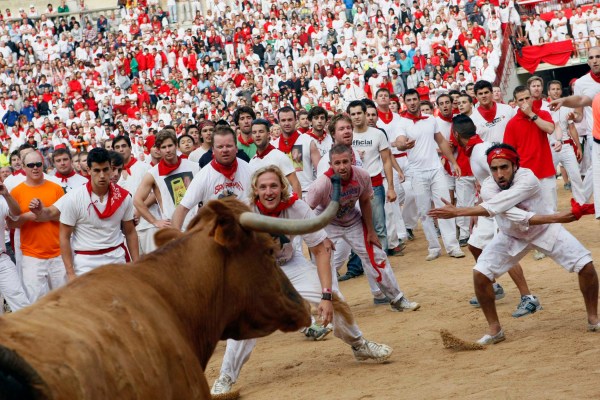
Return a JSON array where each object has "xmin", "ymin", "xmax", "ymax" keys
[{"xmin": 9, "ymin": 151, "xmax": 66, "ymax": 303}]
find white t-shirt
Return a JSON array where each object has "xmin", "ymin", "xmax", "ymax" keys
[
  {"xmin": 398, "ymin": 114, "xmax": 442, "ymax": 172},
  {"xmin": 0, "ymin": 196, "xmax": 15, "ymax": 252},
  {"xmin": 55, "ymin": 184, "xmax": 134, "ymax": 251},
  {"xmin": 470, "ymin": 141, "xmax": 493, "ymax": 184},
  {"xmin": 316, "ymin": 148, "xmax": 364, "ymax": 177},
  {"xmin": 573, "ymin": 73, "xmax": 600, "ymax": 136},
  {"xmin": 180, "ymin": 158, "xmax": 253, "ymax": 210},
  {"xmin": 249, "ymin": 148, "xmax": 295, "ymax": 177},
  {"xmin": 272, "ymin": 133, "xmax": 316, "ymax": 192},
  {"xmin": 47, "ymin": 172, "xmax": 88, "ymax": 193},
  {"xmin": 117, "ymin": 158, "xmax": 156, "ymax": 230},
  {"xmin": 351, "ymin": 126, "xmax": 388, "ymax": 177},
  {"xmin": 470, "ymin": 102, "xmax": 516, "ymax": 143},
  {"xmin": 549, "ymin": 105, "xmax": 574, "ymax": 141},
  {"xmin": 435, "ymin": 116, "xmax": 453, "ymax": 141},
  {"xmin": 376, "ymin": 112, "xmax": 403, "ymax": 156},
  {"xmin": 309, "ymin": 132, "xmax": 333, "ymax": 158},
  {"xmin": 188, "ymin": 147, "xmax": 209, "ymax": 163}
]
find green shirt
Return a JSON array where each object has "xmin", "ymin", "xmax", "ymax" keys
[
  {"xmin": 237, "ymin": 141, "xmax": 257, "ymax": 159},
  {"xmin": 58, "ymin": 5, "xmax": 69, "ymax": 12}
]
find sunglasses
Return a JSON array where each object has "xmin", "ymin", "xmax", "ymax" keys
[{"xmin": 26, "ymin": 162, "xmax": 43, "ymax": 169}]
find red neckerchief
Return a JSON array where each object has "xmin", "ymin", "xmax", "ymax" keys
[
  {"xmin": 150, "ymin": 160, "xmax": 158, "ymax": 167},
  {"xmin": 278, "ymin": 131, "xmax": 300, "ymax": 154},
  {"xmin": 477, "ymin": 102, "xmax": 497, "ymax": 123},
  {"xmin": 180, "ymin": 154, "xmax": 189, "ymax": 159},
  {"xmin": 86, "ymin": 181, "xmax": 129, "ymax": 219},
  {"xmin": 255, "ymin": 192, "xmax": 298, "ymax": 217},
  {"xmin": 377, "ymin": 109, "xmax": 393, "ymax": 124},
  {"xmin": 305, "ymin": 129, "xmax": 326, "ymax": 144},
  {"xmin": 158, "ymin": 156, "xmax": 182, "ymax": 176},
  {"xmin": 401, "ymin": 111, "xmax": 428, "ymax": 124},
  {"xmin": 590, "ymin": 71, "xmax": 600, "ymax": 84},
  {"xmin": 452, "ymin": 108, "xmax": 460, "ymax": 114},
  {"xmin": 438, "ymin": 113, "xmax": 453, "ymax": 123},
  {"xmin": 124, "ymin": 156, "xmax": 137, "ymax": 175},
  {"xmin": 210, "ymin": 157, "xmax": 238, "ymax": 181},
  {"xmin": 532, "ymin": 99, "xmax": 543, "ymax": 112},
  {"xmin": 255, "ymin": 144, "xmax": 276, "ymax": 159},
  {"xmin": 463, "ymin": 135, "xmax": 484, "ymax": 157},
  {"xmin": 13, "ymin": 169, "xmax": 25, "ymax": 176},
  {"xmin": 237, "ymin": 134, "xmax": 254, "ymax": 146},
  {"xmin": 55, "ymin": 170, "xmax": 76, "ymax": 182},
  {"xmin": 324, "ymin": 167, "xmax": 358, "ymax": 190},
  {"xmin": 298, "ymin": 127, "xmax": 309, "ymax": 134}
]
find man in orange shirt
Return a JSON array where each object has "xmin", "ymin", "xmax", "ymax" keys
[{"xmin": 10, "ymin": 151, "xmax": 66, "ymax": 302}]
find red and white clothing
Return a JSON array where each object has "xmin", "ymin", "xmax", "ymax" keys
[
  {"xmin": 272, "ymin": 133, "xmax": 316, "ymax": 193},
  {"xmin": 305, "ymin": 130, "xmax": 333, "ymax": 157},
  {"xmin": 249, "ymin": 147, "xmax": 295, "ymax": 177},
  {"xmin": 475, "ymin": 168, "xmax": 592, "ymax": 280},
  {"xmin": 55, "ymin": 183, "xmax": 134, "ymax": 275},
  {"xmin": 180, "ymin": 158, "xmax": 252, "ymax": 211},
  {"xmin": 470, "ymin": 102, "xmax": 516, "ymax": 143},
  {"xmin": 48, "ymin": 172, "xmax": 88, "ymax": 193},
  {"xmin": 351, "ymin": 127, "xmax": 389, "ymax": 184},
  {"xmin": 147, "ymin": 158, "xmax": 200, "ymax": 229}
]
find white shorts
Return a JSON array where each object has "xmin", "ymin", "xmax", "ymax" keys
[
  {"xmin": 73, "ymin": 246, "xmax": 127, "ymax": 276},
  {"xmin": 467, "ymin": 215, "xmax": 496, "ymax": 250},
  {"xmin": 444, "ymin": 171, "xmax": 456, "ymax": 190},
  {"xmin": 474, "ymin": 226, "xmax": 592, "ymax": 281}
]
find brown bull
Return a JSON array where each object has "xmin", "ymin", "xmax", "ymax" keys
[{"xmin": 0, "ymin": 195, "xmax": 344, "ymax": 400}]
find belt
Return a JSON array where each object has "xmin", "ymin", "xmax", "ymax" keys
[
  {"xmin": 74, "ymin": 243, "xmax": 131, "ymax": 262},
  {"xmin": 563, "ymin": 139, "xmax": 575, "ymax": 146},
  {"xmin": 593, "ymin": 137, "xmax": 600, "ymax": 145},
  {"xmin": 393, "ymin": 152, "xmax": 408, "ymax": 158},
  {"xmin": 370, "ymin": 173, "xmax": 383, "ymax": 187}
]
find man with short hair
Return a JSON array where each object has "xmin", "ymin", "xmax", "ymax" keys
[
  {"xmin": 134, "ymin": 129, "xmax": 200, "ymax": 231},
  {"xmin": 10, "ymin": 151, "xmax": 66, "ymax": 302},
  {"xmin": 430, "ymin": 143, "xmax": 600, "ymax": 344},
  {"xmin": 306, "ymin": 106, "xmax": 333, "ymax": 157},
  {"xmin": 30, "ymin": 148, "xmax": 139, "ymax": 280},
  {"xmin": 470, "ymin": 80, "xmax": 516, "ymax": 143},
  {"xmin": 249, "ymin": 119, "xmax": 302, "ymax": 197},
  {"xmin": 233, "ymin": 106, "xmax": 258, "ymax": 159},
  {"xmin": 172, "ymin": 126, "xmax": 253, "ymax": 230},
  {"xmin": 48, "ymin": 148, "xmax": 87, "ymax": 192},
  {"xmin": 395, "ymin": 89, "xmax": 465, "ymax": 261}
]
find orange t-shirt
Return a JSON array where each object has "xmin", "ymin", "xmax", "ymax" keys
[
  {"xmin": 593, "ymin": 93, "xmax": 600, "ymax": 141},
  {"xmin": 11, "ymin": 180, "xmax": 64, "ymax": 259}
]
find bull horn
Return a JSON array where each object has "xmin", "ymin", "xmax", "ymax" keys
[{"xmin": 239, "ymin": 174, "xmax": 341, "ymax": 235}]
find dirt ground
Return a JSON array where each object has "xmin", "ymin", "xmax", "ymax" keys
[{"xmin": 206, "ymin": 185, "xmax": 600, "ymax": 399}]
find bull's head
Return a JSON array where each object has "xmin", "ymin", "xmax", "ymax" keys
[{"xmin": 156, "ymin": 175, "xmax": 341, "ymax": 342}]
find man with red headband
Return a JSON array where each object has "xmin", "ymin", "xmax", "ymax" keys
[{"xmin": 430, "ymin": 142, "xmax": 600, "ymax": 344}]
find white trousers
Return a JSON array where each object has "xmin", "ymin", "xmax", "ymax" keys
[
  {"xmin": 580, "ymin": 136, "xmax": 592, "ymax": 176},
  {"xmin": 138, "ymin": 226, "xmax": 159, "ymax": 254},
  {"xmin": 581, "ymin": 140, "xmax": 600, "ymax": 217},
  {"xmin": 0, "ymin": 253, "xmax": 30, "ymax": 313},
  {"xmin": 384, "ymin": 170, "xmax": 408, "ymax": 247},
  {"xmin": 219, "ymin": 256, "xmax": 363, "ymax": 382},
  {"xmin": 21, "ymin": 255, "xmax": 67, "ymax": 303},
  {"xmin": 540, "ymin": 176, "xmax": 558, "ymax": 212},
  {"xmin": 327, "ymin": 222, "xmax": 404, "ymax": 302},
  {"xmin": 410, "ymin": 168, "xmax": 460, "ymax": 253},
  {"xmin": 396, "ymin": 157, "xmax": 417, "ymax": 230},
  {"xmin": 455, "ymin": 176, "xmax": 477, "ymax": 241},
  {"xmin": 552, "ymin": 143, "xmax": 586, "ymax": 203},
  {"xmin": 73, "ymin": 247, "xmax": 126, "ymax": 276}
]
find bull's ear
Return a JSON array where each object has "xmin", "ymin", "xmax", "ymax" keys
[
  {"xmin": 205, "ymin": 200, "xmax": 247, "ymax": 248},
  {"xmin": 154, "ymin": 228, "xmax": 184, "ymax": 247}
]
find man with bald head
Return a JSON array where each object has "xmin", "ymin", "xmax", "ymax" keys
[{"xmin": 10, "ymin": 151, "xmax": 66, "ymax": 302}]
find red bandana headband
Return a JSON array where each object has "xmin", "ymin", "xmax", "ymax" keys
[{"xmin": 487, "ymin": 147, "xmax": 519, "ymax": 166}]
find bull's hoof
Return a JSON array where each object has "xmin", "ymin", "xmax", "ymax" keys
[{"xmin": 211, "ymin": 389, "xmax": 240, "ymax": 400}]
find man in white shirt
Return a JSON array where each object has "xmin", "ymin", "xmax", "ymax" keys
[
  {"xmin": 395, "ymin": 89, "xmax": 465, "ymax": 261},
  {"xmin": 470, "ymin": 80, "xmax": 516, "ymax": 143},
  {"xmin": 430, "ymin": 143, "xmax": 600, "ymax": 344},
  {"xmin": 47, "ymin": 148, "xmax": 88, "ymax": 193},
  {"xmin": 172, "ymin": 126, "xmax": 253, "ymax": 230}
]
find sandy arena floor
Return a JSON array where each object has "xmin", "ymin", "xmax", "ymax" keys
[{"xmin": 206, "ymin": 185, "xmax": 600, "ymax": 399}]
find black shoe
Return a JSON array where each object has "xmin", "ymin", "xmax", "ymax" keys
[
  {"xmin": 459, "ymin": 238, "xmax": 469, "ymax": 247},
  {"xmin": 338, "ymin": 272, "xmax": 361, "ymax": 281},
  {"xmin": 406, "ymin": 229, "xmax": 415, "ymax": 241}
]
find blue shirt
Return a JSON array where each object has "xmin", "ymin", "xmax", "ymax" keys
[{"xmin": 398, "ymin": 57, "xmax": 413, "ymax": 73}]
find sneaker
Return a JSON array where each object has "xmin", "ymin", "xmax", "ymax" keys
[
  {"xmin": 304, "ymin": 323, "xmax": 332, "ymax": 341},
  {"xmin": 512, "ymin": 295, "xmax": 542, "ymax": 318},
  {"xmin": 406, "ymin": 229, "xmax": 415, "ymax": 241},
  {"xmin": 564, "ymin": 182, "xmax": 572, "ymax": 191},
  {"xmin": 449, "ymin": 248, "xmax": 466, "ymax": 258},
  {"xmin": 387, "ymin": 244, "xmax": 405, "ymax": 256},
  {"xmin": 469, "ymin": 283, "xmax": 505, "ymax": 307},
  {"xmin": 211, "ymin": 374, "xmax": 233, "ymax": 395},
  {"xmin": 352, "ymin": 339, "xmax": 393, "ymax": 362},
  {"xmin": 426, "ymin": 250, "xmax": 441, "ymax": 261},
  {"xmin": 459, "ymin": 238, "xmax": 469, "ymax": 247},
  {"xmin": 533, "ymin": 250, "xmax": 546, "ymax": 260},
  {"xmin": 588, "ymin": 322, "xmax": 600, "ymax": 332},
  {"xmin": 390, "ymin": 296, "xmax": 421, "ymax": 312},
  {"xmin": 476, "ymin": 329, "xmax": 505, "ymax": 345},
  {"xmin": 338, "ymin": 272, "xmax": 361, "ymax": 281},
  {"xmin": 373, "ymin": 296, "xmax": 391, "ymax": 305}
]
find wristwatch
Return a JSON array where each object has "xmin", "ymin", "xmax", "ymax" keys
[
  {"xmin": 321, "ymin": 292, "xmax": 333, "ymax": 301},
  {"xmin": 530, "ymin": 114, "xmax": 539, "ymax": 121}
]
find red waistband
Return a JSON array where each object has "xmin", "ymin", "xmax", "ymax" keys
[
  {"xmin": 563, "ymin": 139, "xmax": 575, "ymax": 146},
  {"xmin": 371, "ymin": 173, "xmax": 383, "ymax": 187},
  {"xmin": 393, "ymin": 152, "xmax": 408, "ymax": 158},
  {"xmin": 75, "ymin": 243, "xmax": 125, "ymax": 256}
]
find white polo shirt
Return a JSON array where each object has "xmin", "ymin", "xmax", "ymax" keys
[
  {"xmin": 470, "ymin": 102, "xmax": 516, "ymax": 143},
  {"xmin": 398, "ymin": 114, "xmax": 441, "ymax": 171}
]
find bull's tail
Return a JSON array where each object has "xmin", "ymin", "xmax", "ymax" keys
[
  {"xmin": 0, "ymin": 344, "xmax": 50, "ymax": 400},
  {"xmin": 332, "ymin": 294, "xmax": 354, "ymax": 325}
]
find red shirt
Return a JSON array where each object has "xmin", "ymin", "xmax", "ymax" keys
[
  {"xmin": 503, "ymin": 109, "xmax": 555, "ymax": 179},
  {"xmin": 450, "ymin": 134, "xmax": 473, "ymax": 177}
]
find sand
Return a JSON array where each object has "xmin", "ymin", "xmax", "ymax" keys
[{"xmin": 206, "ymin": 186, "xmax": 600, "ymax": 399}]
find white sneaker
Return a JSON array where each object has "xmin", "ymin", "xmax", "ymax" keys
[
  {"xmin": 533, "ymin": 250, "xmax": 546, "ymax": 260},
  {"xmin": 352, "ymin": 339, "xmax": 393, "ymax": 362},
  {"xmin": 476, "ymin": 329, "xmax": 505, "ymax": 345},
  {"xmin": 210, "ymin": 374, "xmax": 233, "ymax": 395},
  {"xmin": 588, "ymin": 322, "xmax": 600, "ymax": 332},
  {"xmin": 449, "ymin": 248, "xmax": 466, "ymax": 258},
  {"xmin": 390, "ymin": 296, "xmax": 421, "ymax": 312},
  {"xmin": 426, "ymin": 250, "xmax": 441, "ymax": 261}
]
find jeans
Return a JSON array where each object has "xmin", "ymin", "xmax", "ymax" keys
[
  {"xmin": 345, "ymin": 251, "xmax": 363, "ymax": 276},
  {"xmin": 372, "ymin": 184, "xmax": 388, "ymax": 251}
]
